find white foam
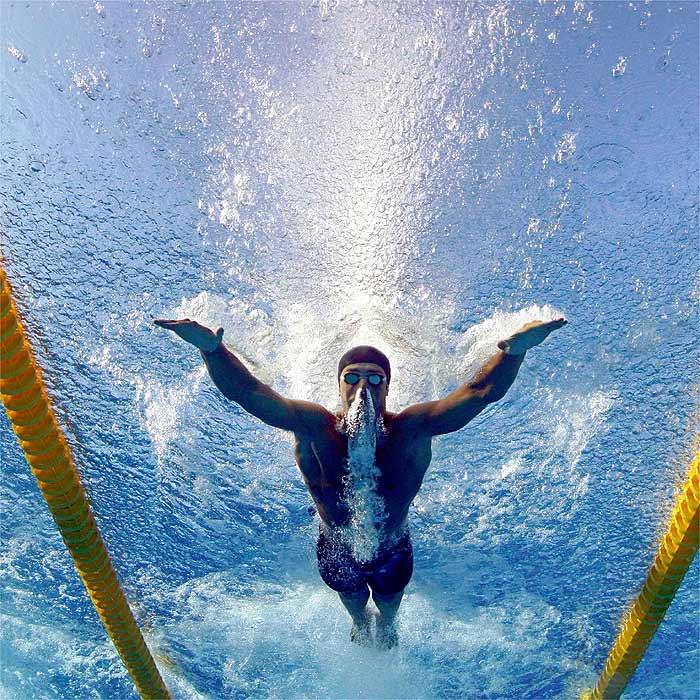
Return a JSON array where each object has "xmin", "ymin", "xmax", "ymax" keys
[
  {"xmin": 171, "ymin": 290, "xmax": 276, "ymax": 386},
  {"xmin": 150, "ymin": 572, "xmax": 569, "ymax": 699},
  {"xmin": 433, "ymin": 386, "xmax": 616, "ymax": 547},
  {"xmin": 341, "ymin": 390, "xmax": 388, "ymax": 561},
  {"xmin": 0, "ymin": 612, "xmax": 129, "ymax": 697},
  {"xmin": 134, "ymin": 367, "xmax": 206, "ymax": 464}
]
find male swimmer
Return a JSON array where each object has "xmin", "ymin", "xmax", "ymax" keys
[{"xmin": 154, "ymin": 316, "xmax": 567, "ymax": 649}]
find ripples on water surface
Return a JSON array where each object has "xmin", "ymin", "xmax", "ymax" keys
[{"xmin": 1, "ymin": 1, "xmax": 698, "ymax": 698}]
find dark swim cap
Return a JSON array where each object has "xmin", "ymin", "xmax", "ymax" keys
[{"xmin": 337, "ymin": 345, "xmax": 391, "ymax": 385}]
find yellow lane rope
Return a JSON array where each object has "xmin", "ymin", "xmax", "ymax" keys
[
  {"xmin": 0, "ymin": 266, "xmax": 170, "ymax": 700},
  {"xmin": 582, "ymin": 451, "xmax": 700, "ymax": 699}
]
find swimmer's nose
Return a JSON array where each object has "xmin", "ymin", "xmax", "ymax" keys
[
  {"xmin": 359, "ymin": 385, "xmax": 375, "ymax": 406},
  {"xmin": 353, "ymin": 384, "xmax": 368, "ymax": 402}
]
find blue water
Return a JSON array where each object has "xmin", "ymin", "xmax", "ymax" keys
[{"xmin": 1, "ymin": 1, "xmax": 698, "ymax": 698}]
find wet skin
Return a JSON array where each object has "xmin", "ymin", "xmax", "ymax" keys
[
  {"xmin": 295, "ymin": 361, "xmax": 430, "ymax": 543},
  {"xmin": 154, "ymin": 316, "xmax": 567, "ymax": 645}
]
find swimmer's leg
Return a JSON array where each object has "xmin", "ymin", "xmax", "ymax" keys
[
  {"xmin": 338, "ymin": 586, "xmax": 373, "ymax": 647},
  {"xmin": 316, "ymin": 528, "xmax": 373, "ymax": 646},
  {"xmin": 368, "ymin": 537, "xmax": 413, "ymax": 650},
  {"xmin": 372, "ymin": 589, "xmax": 403, "ymax": 650}
]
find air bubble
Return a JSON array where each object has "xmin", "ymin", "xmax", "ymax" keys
[
  {"xmin": 654, "ymin": 51, "xmax": 671, "ymax": 72},
  {"xmin": 612, "ymin": 56, "xmax": 627, "ymax": 77},
  {"xmin": 7, "ymin": 46, "xmax": 27, "ymax": 63}
]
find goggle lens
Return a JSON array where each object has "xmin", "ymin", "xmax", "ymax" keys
[{"xmin": 343, "ymin": 373, "xmax": 384, "ymax": 386}]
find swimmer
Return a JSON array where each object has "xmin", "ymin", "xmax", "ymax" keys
[{"xmin": 154, "ymin": 316, "xmax": 567, "ymax": 649}]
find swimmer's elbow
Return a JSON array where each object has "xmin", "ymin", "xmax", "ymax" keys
[
  {"xmin": 424, "ymin": 391, "xmax": 490, "ymax": 436},
  {"xmin": 480, "ymin": 383, "xmax": 507, "ymax": 403}
]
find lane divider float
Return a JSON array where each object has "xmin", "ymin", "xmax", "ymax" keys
[
  {"xmin": 0, "ymin": 265, "xmax": 170, "ymax": 700},
  {"xmin": 582, "ymin": 450, "xmax": 699, "ymax": 699}
]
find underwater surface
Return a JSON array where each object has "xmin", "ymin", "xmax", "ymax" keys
[{"xmin": 1, "ymin": 1, "xmax": 698, "ymax": 698}]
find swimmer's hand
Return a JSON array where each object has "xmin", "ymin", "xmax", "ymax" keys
[
  {"xmin": 153, "ymin": 318, "xmax": 224, "ymax": 353},
  {"xmin": 497, "ymin": 317, "xmax": 567, "ymax": 356}
]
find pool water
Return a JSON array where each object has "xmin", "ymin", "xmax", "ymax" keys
[{"xmin": 1, "ymin": 1, "xmax": 698, "ymax": 698}]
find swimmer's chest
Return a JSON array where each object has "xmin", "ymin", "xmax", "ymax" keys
[{"xmin": 292, "ymin": 422, "xmax": 431, "ymax": 504}]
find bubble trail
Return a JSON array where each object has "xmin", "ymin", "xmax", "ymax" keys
[{"xmin": 342, "ymin": 388, "xmax": 388, "ymax": 562}]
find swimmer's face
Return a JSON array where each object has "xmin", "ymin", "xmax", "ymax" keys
[{"xmin": 339, "ymin": 362, "xmax": 389, "ymax": 415}]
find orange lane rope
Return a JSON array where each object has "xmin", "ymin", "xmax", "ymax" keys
[
  {"xmin": 0, "ymin": 265, "xmax": 170, "ymax": 700},
  {"xmin": 582, "ymin": 450, "xmax": 699, "ymax": 699}
]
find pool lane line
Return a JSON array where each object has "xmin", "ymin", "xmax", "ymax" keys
[
  {"xmin": 581, "ymin": 450, "xmax": 699, "ymax": 699},
  {"xmin": 0, "ymin": 265, "xmax": 170, "ymax": 700}
]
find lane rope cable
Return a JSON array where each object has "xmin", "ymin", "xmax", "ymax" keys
[
  {"xmin": 581, "ymin": 450, "xmax": 699, "ymax": 699},
  {"xmin": 0, "ymin": 265, "xmax": 170, "ymax": 700}
]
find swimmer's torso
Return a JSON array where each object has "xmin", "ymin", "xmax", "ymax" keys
[{"xmin": 293, "ymin": 411, "xmax": 432, "ymax": 543}]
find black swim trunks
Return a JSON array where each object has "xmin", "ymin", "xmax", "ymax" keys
[{"xmin": 316, "ymin": 527, "xmax": 413, "ymax": 596}]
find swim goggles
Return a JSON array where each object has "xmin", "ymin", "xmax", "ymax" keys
[{"xmin": 343, "ymin": 372, "xmax": 385, "ymax": 386}]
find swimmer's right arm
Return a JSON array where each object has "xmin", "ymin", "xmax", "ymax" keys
[{"xmin": 153, "ymin": 319, "xmax": 333, "ymax": 435}]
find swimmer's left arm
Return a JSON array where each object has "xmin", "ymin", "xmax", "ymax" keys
[
  {"xmin": 396, "ymin": 351, "xmax": 523, "ymax": 436},
  {"xmin": 396, "ymin": 318, "xmax": 567, "ymax": 437}
]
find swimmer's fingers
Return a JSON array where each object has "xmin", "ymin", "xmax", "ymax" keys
[
  {"xmin": 531, "ymin": 317, "xmax": 567, "ymax": 336},
  {"xmin": 498, "ymin": 317, "xmax": 568, "ymax": 355},
  {"xmin": 537, "ymin": 317, "xmax": 568, "ymax": 340},
  {"xmin": 153, "ymin": 318, "xmax": 223, "ymax": 352},
  {"xmin": 154, "ymin": 318, "xmax": 210, "ymax": 330},
  {"xmin": 153, "ymin": 318, "xmax": 191, "ymax": 328},
  {"xmin": 544, "ymin": 317, "xmax": 568, "ymax": 330},
  {"xmin": 515, "ymin": 317, "xmax": 567, "ymax": 333}
]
